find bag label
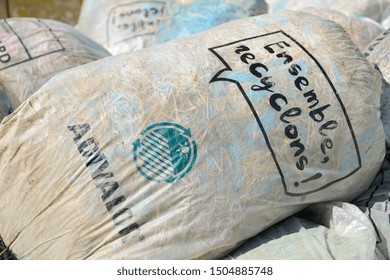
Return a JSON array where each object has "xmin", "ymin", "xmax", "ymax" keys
[
  {"xmin": 68, "ymin": 123, "xmax": 144, "ymax": 243},
  {"xmin": 0, "ymin": 18, "xmax": 65, "ymax": 71},
  {"xmin": 133, "ymin": 122, "xmax": 197, "ymax": 183},
  {"xmin": 209, "ymin": 30, "xmax": 361, "ymax": 196},
  {"xmin": 107, "ymin": 1, "xmax": 164, "ymax": 46}
]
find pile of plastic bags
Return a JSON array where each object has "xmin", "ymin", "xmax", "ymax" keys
[{"xmin": 0, "ymin": 0, "xmax": 389, "ymax": 260}]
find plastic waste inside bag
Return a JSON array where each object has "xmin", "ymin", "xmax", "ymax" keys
[
  {"xmin": 76, "ymin": 0, "xmax": 166, "ymax": 55},
  {"xmin": 152, "ymin": 0, "xmax": 268, "ymax": 44},
  {"xmin": 302, "ymin": 7, "xmax": 384, "ymax": 50},
  {"xmin": 0, "ymin": 17, "xmax": 111, "ymax": 103},
  {"xmin": 0, "ymin": 10, "xmax": 385, "ymax": 259},
  {"xmin": 225, "ymin": 202, "xmax": 379, "ymax": 260}
]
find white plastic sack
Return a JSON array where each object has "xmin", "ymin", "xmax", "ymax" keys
[
  {"xmin": 153, "ymin": 0, "xmax": 268, "ymax": 43},
  {"xmin": 267, "ymin": 0, "xmax": 390, "ymax": 21},
  {"xmin": 364, "ymin": 29, "xmax": 390, "ymax": 143},
  {"xmin": 302, "ymin": 7, "xmax": 384, "ymax": 50},
  {"xmin": 76, "ymin": 0, "xmax": 166, "ymax": 55},
  {"xmin": 0, "ymin": 18, "xmax": 111, "ymax": 103},
  {"xmin": 0, "ymin": 10, "xmax": 385, "ymax": 259},
  {"xmin": 353, "ymin": 156, "xmax": 390, "ymax": 259},
  {"xmin": 225, "ymin": 202, "xmax": 378, "ymax": 260}
]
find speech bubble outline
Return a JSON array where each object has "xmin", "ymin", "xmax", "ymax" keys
[{"xmin": 208, "ymin": 30, "xmax": 361, "ymax": 196}]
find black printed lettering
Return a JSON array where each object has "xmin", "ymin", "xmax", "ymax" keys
[
  {"xmin": 78, "ymin": 137, "xmax": 99, "ymax": 158},
  {"xmin": 0, "ymin": 44, "xmax": 10, "ymax": 63},
  {"xmin": 67, "ymin": 124, "xmax": 90, "ymax": 143},
  {"xmin": 290, "ymin": 139, "xmax": 305, "ymax": 157},
  {"xmin": 91, "ymin": 159, "xmax": 114, "ymax": 180},
  {"xmin": 276, "ymin": 51, "xmax": 293, "ymax": 64},
  {"xmin": 119, "ymin": 223, "xmax": 140, "ymax": 237},
  {"xmin": 0, "ymin": 53, "xmax": 10, "ymax": 63},
  {"xmin": 294, "ymin": 76, "xmax": 309, "ymax": 91},
  {"xmin": 285, "ymin": 124, "xmax": 298, "ymax": 139},
  {"xmin": 96, "ymin": 181, "xmax": 120, "ymax": 201},
  {"xmin": 280, "ymin": 107, "xmax": 302, "ymax": 123},
  {"xmin": 264, "ymin": 41, "xmax": 291, "ymax": 54},
  {"xmin": 68, "ymin": 122, "xmax": 142, "ymax": 241},
  {"xmin": 113, "ymin": 208, "xmax": 133, "ymax": 225},
  {"xmin": 106, "ymin": 195, "xmax": 126, "ymax": 212},
  {"xmin": 251, "ymin": 77, "xmax": 275, "ymax": 92},
  {"xmin": 288, "ymin": 63, "xmax": 302, "ymax": 76},
  {"xmin": 309, "ymin": 104, "xmax": 331, "ymax": 123},
  {"xmin": 319, "ymin": 120, "xmax": 338, "ymax": 136},
  {"xmin": 151, "ymin": 7, "xmax": 158, "ymax": 14},
  {"xmin": 240, "ymin": 52, "xmax": 255, "ymax": 64},
  {"xmin": 249, "ymin": 63, "xmax": 268, "ymax": 78},
  {"xmin": 235, "ymin": 45, "xmax": 250, "ymax": 54},
  {"xmin": 269, "ymin": 93, "xmax": 288, "ymax": 111},
  {"xmin": 321, "ymin": 138, "xmax": 333, "ymax": 154},
  {"xmin": 209, "ymin": 30, "xmax": 359, "ymax": 196},
  {"xmin": 303, "ymin": 89, "xmax": 319, "ymax": 109},
  {"xmin": 296, "ymin": 156, "xmax": 308, "ymax": 170}
]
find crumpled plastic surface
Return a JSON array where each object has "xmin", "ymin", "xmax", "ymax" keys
[
  {"xmin": 225, "ymin": 202, "xmax": 379, "ymax": 259},
  {"xmin": 302, "ymin": 7, "xmax": 384, "ymax": 50},
  {"xmin": 364, "ymin": 29, "xmax": 390, "ymax": 144},
  {"xmin": 152, "ymin": 0, "xmax": 268, "ymax": 44},
  {"xmin": 0, "ymin": 18, "xmax": 111, "ymax": 103},
  {"xmin": 0, "ymin": 11, "xmax": 385, "ymax": 259}
]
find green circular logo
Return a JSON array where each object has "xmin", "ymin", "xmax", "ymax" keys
[{"xmin": 132, "ymin": 122, "xmax": 197, "ymax": 183}]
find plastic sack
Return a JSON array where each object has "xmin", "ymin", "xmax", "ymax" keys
[
  {"xmin": 353, "ymin": 154, "xmax": 390, "ymax": 259},
  {"xmin": 225, "ymin": 202, "xmax": 378, "ymax": 260},
  {"xmin": 76, "ymin": 0, "xmax": 166, "ymax": 55},
  {"xmin": 302, "ymin": 7, "xmax": 384, "ymax": 50},
  {"xmin": 0, "ymin": 18, "xmax": 111, "ymax": 103},
  {"xmin": 267, "ymin": 0, "xmax": 390, "ymax": 21},
  {"xmin": 0, "ymin": 10, "xmax": 385, "ymax": 259},
  {"xmin": 364, "ymin": 29, "xmax": 390, "ymax": 143},
  {"xmin": 359, "ymin": 35, "xmax": 390, "ymax": 259},
  {"xmin": 153, "ymin": 0, "xmax": 268, "ymax": 44}
]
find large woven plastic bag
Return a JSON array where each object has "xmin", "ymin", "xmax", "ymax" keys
[
  {"xmin": 153, "ymin": 0, "xmax": 268, "ymax": 44},
  {"xmin": 353, "ymin": 152, "xmax": 390, "ymax": 259},
  {"xmin": 0, "ymin": 10, "xmax": 385, "ymax": 259},
  {"xmin": 267, "ymin": 0, "xmax": 390, "ymax": 21},
  {"xmin": 302, "ymin": 7, "xmax": 384, "ymax": 50},
  {"xmin": 355, "ymin": 33, "xmax": 390, "ymax": 260},
  {"xmin": 0, "ymin": 18, "xmax": 111, "ymax": 103},
  {"xmin": 76, "ymin": 0, "xmax": 166, "ymax": 55},
  {"xmin": 225, "ymin": 202, "xmax": 379, "ymax": 260}
]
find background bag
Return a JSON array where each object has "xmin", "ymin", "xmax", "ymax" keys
[
  {"xmin": 76, "ymin": 0, "xmax": 166, "ymax": 55},
  {"xmin": 0, "ymin": 18, "xmax": 111, "ymax": 103},
  {"xmin": 152, "ymin": 0, "xmax": 268, "ymax": 44},
  {"xmin": 225, "ymin": 202, "xmax": 380, "ymax": 260}
]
